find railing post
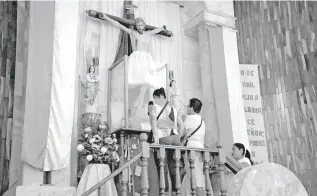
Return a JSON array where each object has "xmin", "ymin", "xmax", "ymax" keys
[
  {"xmin": 203, "ymin": 152, "xmax": 213, "ymax": 196},
  {"xmin": 120, "ymin": 130, "xmax": 128, "ymax": 196},
  {"xmin": 174, "ymin": 149, "xmax": 181, "ymax": 196},
  {"xmin": 140, "ymin": 133, "xmax": 150, "ymax": 196},
  {"xmin": 121, "ymin": 167, "xmax": 129, "ymax": 196},
  {"xmin": 189, "ymin": 150, "xmax": 197, "ymax": 196},
  {"xmin": 158, "ymin": 148, "xmax": 166, "ymax": 196},
  {"xmin": 120, "ymin": 131, "xmax": 125, "ymax": 161},
  {"xmin": 217, "ymin": 143, "xmax": 227, "ymax": 196}
]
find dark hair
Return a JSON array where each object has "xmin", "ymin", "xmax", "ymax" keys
[
  {"xmin": 233, "ymin": 143, "xmax": 254, "ymax": 166},
  {"xmin": 189, "ymin": 98, "xmax": 202, "ymax": 113},
  {"xmin": 88, "ymin": 65, "xmax": 95, "ymax": 73},
  {"xmin": 153, "ymin": 87, "xmax": 166, "ymax": 99},
  {"xmin": 169, "ymin": 80, "xmax": 175, "ymax": 87}
]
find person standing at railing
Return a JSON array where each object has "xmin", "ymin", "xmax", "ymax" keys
[
  {"xmin": 147, "ymin": 87, "xmax": 181, "ymax": 194},
  {"xmin": 159, "ymin": 98, "xmax": 206, "ymax": 196},
  {"xmin": 152, "ymin": 87, "xmax": 179, "ymax": 142},
  {"xmin": 180, "ymin": 98, "xmax": 206, "ymax": 196}
]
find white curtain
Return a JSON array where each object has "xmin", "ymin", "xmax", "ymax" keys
[{"xmin": 21, "ymin": 1, "xmax": 79, "ymax": 171}]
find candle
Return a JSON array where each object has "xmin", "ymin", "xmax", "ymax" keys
[{"xmin": 92, "ymin": 48, "xmax": 95, "ymax": 57}]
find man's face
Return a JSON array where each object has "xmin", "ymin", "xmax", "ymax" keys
[
  {"xmin": 186, "ymin": 104, "xmax": 194, "ymax": 115},
  {"xmin": 136, "ymin": 22, "xmax": 145, "ymax": 34}
]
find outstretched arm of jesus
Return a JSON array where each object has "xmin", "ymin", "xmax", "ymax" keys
[
  {"xmin": 100, "ymin": 14, "xmax": 134, "ymax": 36},
  {"xmin": 150, "ymin": 25, "xmax": 166, "ymax": 35}
]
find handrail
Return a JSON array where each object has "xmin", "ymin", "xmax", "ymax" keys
[
  {"xmin": 150, "ymin": 144, "xmax": 219, "ymax": 153},
  {"xmin": 80, "ymin": 153, "xmax": 142, "ymax": 196},
  {"xmin": 225, "ymin": 157, "xmax": 239, "ymax": 174},
  {"xmin": 151, "ymin": 144, "xmax": 239, "ymax": 174}
]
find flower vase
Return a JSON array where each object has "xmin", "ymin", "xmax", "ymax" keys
[{"xmin": 81, "ymin": 112, "xmax": 101, "ymax": 129}]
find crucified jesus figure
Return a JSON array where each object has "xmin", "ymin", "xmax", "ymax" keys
[{"xmin": 100, "ymin": 14, "xmax": 172, "ymax": 109}]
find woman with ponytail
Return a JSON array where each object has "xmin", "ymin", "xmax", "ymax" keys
[{"xmin": 226, "ymin": 143, "xmax": 253, "ymax": 170}]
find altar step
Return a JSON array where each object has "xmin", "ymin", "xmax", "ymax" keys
[{"xmin": 78, "ymin": 133, "xmax": 234, "ymax": 196}]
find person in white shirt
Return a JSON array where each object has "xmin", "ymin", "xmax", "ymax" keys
[
  {"xmin": 160, "ymin": 98, "xmax": 206, "ymax": 196},
  {"xmin": 227, "ymin": 143, "xmax": 254, "ymax": 170}
]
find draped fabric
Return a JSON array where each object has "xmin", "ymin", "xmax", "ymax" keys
[{"xmin": 21, "ymin": 1, "xmax": 79, "ymax": 171}]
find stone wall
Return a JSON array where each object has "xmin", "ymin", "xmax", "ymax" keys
[
  {"xmin": 234, "ymin": 1, "xmax": 317, "ymax": 195},
  {"xmin": 0, "ymin": 1, "xmax": 17, "ymax": 195}
]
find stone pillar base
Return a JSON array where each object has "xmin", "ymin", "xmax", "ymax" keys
[{"xmin": 16, "ymin": 186, "xmax": 76, "ymax": 196}]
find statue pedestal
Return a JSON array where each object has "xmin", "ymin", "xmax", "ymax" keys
[{"xmin": 81, "ymin": 113, "xmax": 101, "ymax": 128}]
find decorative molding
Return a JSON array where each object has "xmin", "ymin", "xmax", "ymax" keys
[{"xmin": 184, "ymin": 9, "xmax": 236, "ymax": 38}]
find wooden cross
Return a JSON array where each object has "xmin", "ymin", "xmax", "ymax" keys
[
  {"xmin": 86, "ymin": 1, "xmax": 172, "ymax": 61},
  {"xmin": 86, "ymin": 9, "xmax": 173, "ymax": 37}
]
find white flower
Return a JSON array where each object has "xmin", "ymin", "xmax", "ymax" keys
[
  {"xmin": 104, "ymin": 137, "xmax": 113, "ymax": 144},
  {"xmin": 84, "ymin": 127, "xmax": 92, "ymax": 133},
  {"xmin": 113, "ymin": 138, "xmax": 117, "ymax": 143},
  {"xmin": 86, "ymin": 155, "xmax": 93, "ymax": 161},
  {"xmin": 98, "ymin": 125, "xmax": 107, "ymax": 129},
  {"xmin": 101, "ymin": 147, "xmax": 108, "ymax": 154},
  {"xmin": 89, "ymin": 138, "xmax": 96, "ymax": 144},
  {"xmin": 76, "ymin": 144, "xmax": 84, "ymax": 152},
  {"xmin": 131, "ymin": 144, "xmax": 137, "ymax": 149},
  {"xmin": 114, "ymin": 144, "xmax": 119, "ymax": 151},
  {"xmin": 112, "ymin": 152, "xmax": 120, "ymax": 162},
  {"xmin": 84, "ymin": 134, "xmax": 89, "ymax": 138},
  {"xmin": 112, "ymin": 134, "xmax": 116, "ymax": 138}
]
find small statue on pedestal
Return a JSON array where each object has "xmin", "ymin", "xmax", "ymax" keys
[
  {"xmin": 169, "ymin": 79, "xmax": 186, "ymax": 118},
  {"xmin": 81, "ymin": 65, "xmax": 100, "ymax": 113},
  {"xmin": 80, "ymin": 58, "xmax": 102, "ymax": 128}
]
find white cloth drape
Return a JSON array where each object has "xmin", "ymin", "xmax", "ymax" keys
[{"xmin": 21, "ymin": 1, "xmax": 79, "ymax": 171}]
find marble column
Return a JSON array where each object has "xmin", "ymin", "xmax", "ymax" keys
[
  {"xmin": 185, "ymin": 7, "xmax": 250, "ymax": 153},
  {"xmin": 15, "ymin": 1, "xmax": 79, "ymax": 195}
]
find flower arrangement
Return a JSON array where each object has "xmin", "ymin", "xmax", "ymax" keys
[{"xmin": 77, "ymin": 124, "xmax": 120, "ymax": 165}]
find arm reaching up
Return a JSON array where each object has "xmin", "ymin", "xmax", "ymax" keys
[
  {"xmin": 99, "ymin": 13, "xmax": 135, "ymax": 36},
  {"xmin": 156, "ymin": 63, "xmax": 167, "ymax": 72}
]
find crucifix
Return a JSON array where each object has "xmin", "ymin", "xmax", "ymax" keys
[
  {"xmin": 87, "ymin": 1, "xmax": 173, "ymax": 109},
  {"xmin": 86, "ymin": 8, "xmax": 173, "ymax": 38}
]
